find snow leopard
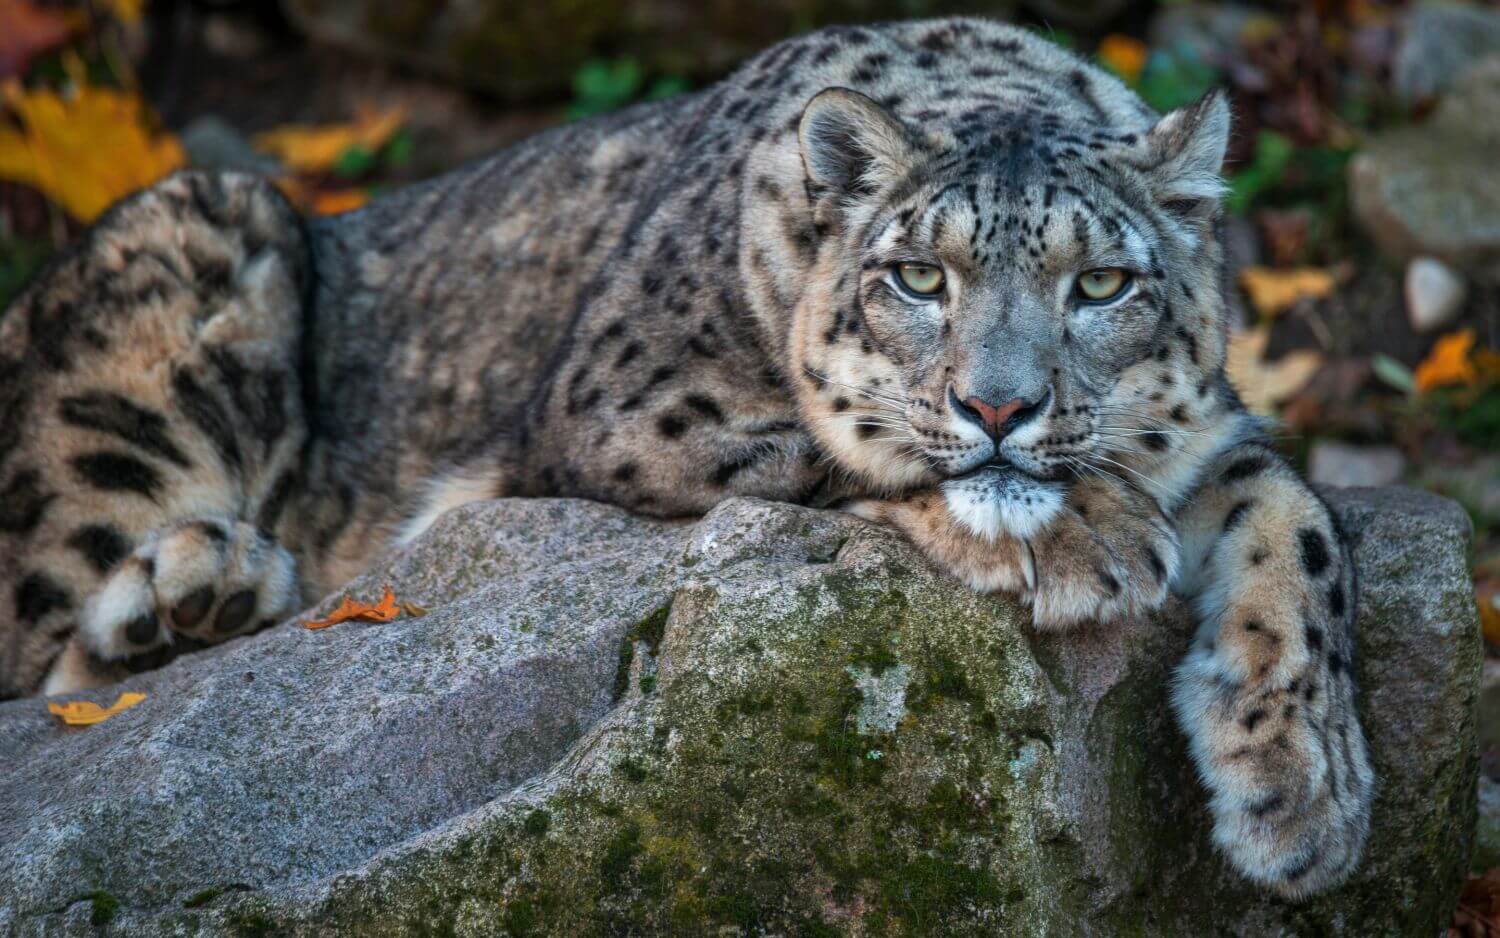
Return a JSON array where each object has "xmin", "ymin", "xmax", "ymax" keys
[{"xmin": 0, "ymin": 17, "xmax": 1372, "ymax": 898}]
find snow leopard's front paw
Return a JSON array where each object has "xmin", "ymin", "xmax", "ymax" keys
[
  {"xmin": 1021, "ymin": 474, "xmax": 1179, "ymax": 629},
  {"xmin": 76, "ymin": 517, "xmax": 299, "ymax": 661}
]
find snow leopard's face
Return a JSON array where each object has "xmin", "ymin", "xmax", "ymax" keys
[{"xmin": 793, "ymin": 87, "xmax": 1234, "ymax": 492}]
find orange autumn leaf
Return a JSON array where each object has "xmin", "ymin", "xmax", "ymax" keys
[
  {"xmin": 1415, "ymin": 329, "xmax": 1479, "ymax": 393},
  {"xmin": 0, "ymin": 77, "xmax": 184, "ymax": 221},
  {"xmin": 304, "ymin": 585, "xmax": 403, "ymax": 630},
  {"xmin": 253, "ymin": 106, "xmax": 404, "ymax": 174},
  {"xmin": 48, "ymin": 691, "xmax": 146, "ymax": 726},
  {"xmin": 1097, "ymin": 34, "xmax": 1148, "ymax": 84}
]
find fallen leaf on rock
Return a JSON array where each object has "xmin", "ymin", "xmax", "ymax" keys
[
  {"xmin": 401, "ymin": 601, "xmax": 428, "ymax": 618},
  {"xmin": 1239, "ymin": 266, "xmax": 1336, "ymax": 318},
  {"xmin": 1415, "ymin": 329, "xmax": 1479, "ymax": 393},
  {"xmin": 1225, "ymin": 326, "xmax": 1325, "ymax": 415},
  {"xmin": 0, "ymin": 77, "xmax": 184, "ymax": 221},
  {"xmin": 47, "ymin": 691, "xmax": 146, "ymax": 726},
  {"xmin": 304, "ymin": 585, "xmax": 403, "ymax": 630},
  {"xmin": 0, "ymin": 0, "xmax": 78, "ymax": 79},
  {"xmin": 253, "ymin": 107, "xmax": 404, "ymax": 175}
]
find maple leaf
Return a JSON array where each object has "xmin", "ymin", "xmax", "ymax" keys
[
  {"xmin": 1414, "ymin": 329, "xmax": 1479, "ymax": 393},
  {"xmin": 1238, "ymin": 266, "xmax": 1336, "ymax": 319},
  {"xmin": 253, "ymin": 107, "xmax": 405, "ymax": 175},
  {"xmin": 0, "ymin": 0, "xmax": 79, "ymax": 80},
  {"xmin": 1225, "ymin": 326, "xmax": 1325, "ymax": 415},
  {"xmin": 47, "ymin": 691, "xmax": 146, "ymax": 726},
  {"xmin": 0, "ymin": 78, "xmax": 184, "ymax": 222},
  {"xmin": 304, "ymin": 585, "xmax": 405, "ymax": 630}
]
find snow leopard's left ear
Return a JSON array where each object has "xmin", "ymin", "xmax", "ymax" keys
[{"xmin": 1132, "ymin": 89, "xmax": 1231, "ymax": 216}]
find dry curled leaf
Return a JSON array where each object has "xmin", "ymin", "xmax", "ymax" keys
[
  {"xmin": 304, "ymin": 585, "xmax": 403, "ymax": 630},
  {"xmin": 253, "ymin": 106, "xmax": 404, "ymax": 174},
  {"xmin": 0, "ymin": 76, "xmax": 184, "ymax": 221},
  {"xmin": 1415, "ymin": 329, "xmax": 1479, "ymax": 393},
  {"xmin": 48, "ymin": 691, "xmax": 146, "ymax": 726},
  {"xmin": 1238, "ymin": 266, "xmax": 1335, "ymax": 318},
  {"xmin": 1225, "ymin": 326, "xmax": 1325, "ymax": 415}
]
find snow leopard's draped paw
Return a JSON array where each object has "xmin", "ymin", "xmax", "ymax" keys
[
  {"xmin": 1171, "ymin": 444, "xmax": 1374, "ymax": 898},
  {"xmin": 850, "ymin": 466, "xmax": 1178, "ymax": 628},
  {"xmin": 77, "ymin": 518, "xmax": 298, "ymax": 658}
]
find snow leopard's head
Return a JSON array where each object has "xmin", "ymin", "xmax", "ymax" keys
[{"xmin": 785, "ymin": 81, "xmax": 1236, "ymax": 498}]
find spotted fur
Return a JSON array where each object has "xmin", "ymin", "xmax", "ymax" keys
[{"xmin": 0, "ymin": 18, "xmax": 1370, "ymax": 897}]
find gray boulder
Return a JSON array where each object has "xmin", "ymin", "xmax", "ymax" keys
[
  {"xmin": 1393, "ymin": 1, "xmax": 1500, "ymax": 105},
  {"xmin": 0, "ymin": 489, "xmax": 1480, "ymax": 935},
  {"xmin": 1350, "ymin": 54, "xmax": 1500, "ymax": 275}
]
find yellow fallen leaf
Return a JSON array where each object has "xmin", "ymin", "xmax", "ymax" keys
[
  {"xmin": 1238, "ymin": 266, "xmax": 1336, "ymax": 318},
  {"xmin": 0, "ymin": 79, "xmax": 184, "ymax": 221},
  {"xmin": 1097, "ymin": 35, "xmax": 1148, "ymax": 84},
  {"xmin": 304, "ymin": 585, "xmax": 403, "ymax": 630},
  {"xmin": 401, "ymin": 602, "xmax": 428, "ymax": 618},
  {"xmin": 1225, "ymin": 326, "xmax": 1325, "ymax": 415},
  {"xmin": 1414, "ymin": 329, "xmax": 1478, "ymax": 393},
  {"xmin": 48, "ymin": 691, "xmax": 146, "ymax": 726},
  {"xmin": 253, "ymin": 107, "xmax": 404, "ymax": 175}
]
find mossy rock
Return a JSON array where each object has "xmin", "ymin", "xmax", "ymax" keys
[{"xmin": 0, "ymin": 491, "xmax": 1479, "ymax": 935}]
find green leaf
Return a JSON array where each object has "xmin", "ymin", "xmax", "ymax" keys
[
  {"xmin": 645, "ymin": 75, "xmax": 691, "ymax": 101},
  {"xmin": 1226, "ymin": 131, "xmax": 1294, "ymax": 215},
  {"xmin": 1371, "ymin": 354, "xmax": 1417, "ymax": 395},
  {"xmin": 332, "ymin": 144, "xmax": 376, "ymax": 179},
  {"xmin": 381, "ymin": 128, "xmax": 414, "ymax": 168},
  {"xmin": 569, "ymin": 58, "xmax": 645, "ymax": 119}
]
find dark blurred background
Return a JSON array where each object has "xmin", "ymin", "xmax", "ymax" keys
[{"xmin": 1, "ymin": 3, "xmax": 1499, "ymax": 897}]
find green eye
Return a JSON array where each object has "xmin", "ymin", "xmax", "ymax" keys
[
  {"xmin": 896, "ymin": 263, "xmax": 945, "ymax": 297},
  {"xmin": 1076, "ymin": 268, "xmax": 1130, "ymax": 301}
]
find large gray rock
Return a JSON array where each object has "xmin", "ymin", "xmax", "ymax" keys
[
  {"xmin": 1350, "ymin": 54, "xmax": 1500, "ymax": 275},
  {"xmin": 0, "ymin": 489, "xmax": 1480, "ymax": 935},
  {"xmin": 1393, "ymin": 1, "xmax": 1500, "ymax": 105}
]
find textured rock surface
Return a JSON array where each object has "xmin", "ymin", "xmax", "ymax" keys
[
  {"xmin": 1350, "ymin": 54, "xmax": 1500, "ymax": 274},
  {"xmin": 0, "ymin": 489, "xmax": 1480, "ymax": 936}
]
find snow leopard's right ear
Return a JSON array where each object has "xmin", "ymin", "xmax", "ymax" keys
[{"xmin": 799, "ymin": 88, "xmax": 918, "ymax": 200}]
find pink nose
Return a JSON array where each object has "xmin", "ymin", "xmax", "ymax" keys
[{"xmin": 964, "ymin": 396, "xmax": 1028, "ymax": 437}]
